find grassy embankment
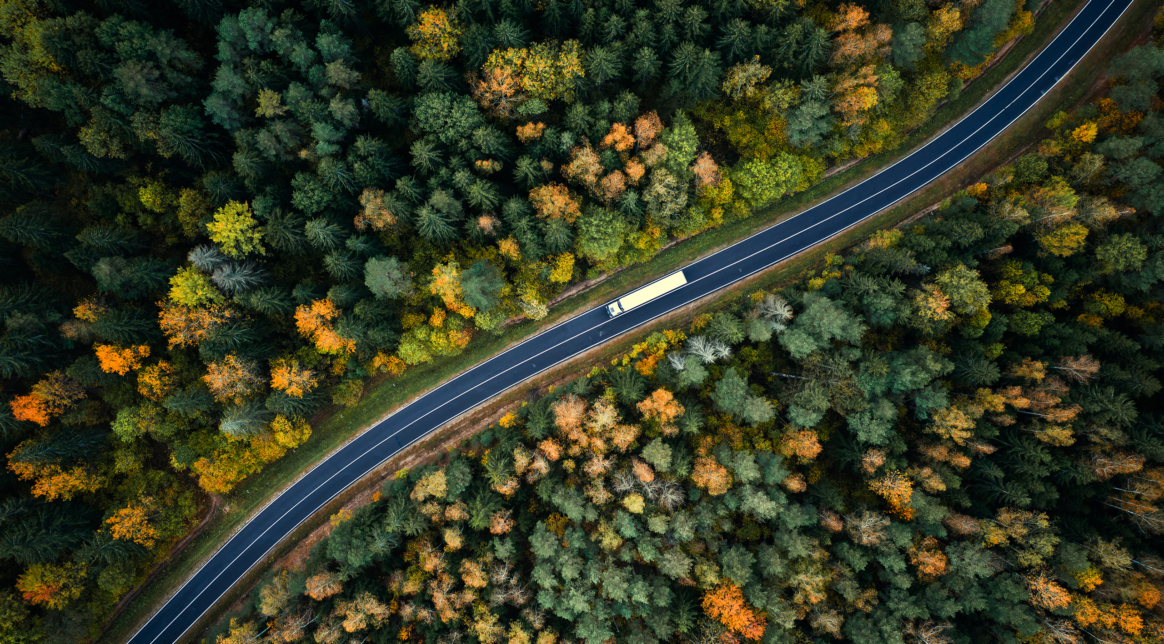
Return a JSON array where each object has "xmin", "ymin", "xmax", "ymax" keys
[{"xmin": 102, "ymin": 0, "xmax": 1154, "ymax": 640}]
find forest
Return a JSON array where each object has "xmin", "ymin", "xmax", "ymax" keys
[
  {"xmin": 206, "ymin": 39, "xmax": 1164, "ymax": 644},
  {"xmin": 0, "ymin": 0, "xmax": 1115, "ymax": 640}
]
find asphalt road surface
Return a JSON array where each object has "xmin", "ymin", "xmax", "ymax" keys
[{"xmin": 128, "ymin": 0, "xmax": 1133, "ymax": 641}]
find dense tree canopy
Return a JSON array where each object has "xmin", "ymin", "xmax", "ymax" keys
[
  {"xmin": 0, "ymin": 0, "xmax": 1075, "ymax": 638},
  {"xmin": 213, "ymin": 36, "xmax": 1164, "ymax": 644}
]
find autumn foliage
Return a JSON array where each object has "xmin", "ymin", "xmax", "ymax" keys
[
  {"xmin": 16, "ymin": 562, "xmax": 87, "ymax": 609},
  {"xmin": 106, "ymin": 498, "xmax": 160, "ymax": 548},
  {"xmin": 637, "ymin": 388, "xmax": 684, "ymax": 434},
  {"xmin": 95, "ymin": 344, "xmax": 150, "ymax": 375},
  {"xmin": 158, "ymin": 301, "xmax": 231, "ymax": 347},
  {"xmin": 270, "ymin": 358, "xmax": 318, "ymax": 398},
  {"xmin": 137, "ymin": 361, "xmax": 177, "ymax": 400},
  {"xmin": 529, "ymin": 183, "xmax": 583, "ymax": 224},
  {"xmin": 10, "ymin": 395, "xmax": 51, "ymax": 426},
  {"xmin": 203, "ymin": 354, "xmax": 265, "ymax": 403},
  {"xmin": 407, "ymin": 7, "xmax": 462, "ymax": 61},
  {"xmin": 702, "ymin": 583, "xmax": 767, "ymax": 640},
  {"xmin": 8, "ymin": 455, "xmax": 103, "ymax": 501},
  {"xmin": 692, "ymin": 456, "xmax": 731, "ymax": 496},
  {"xmin": 780, "ymin": 429, "xmax": 823, "ymax": 461},
  {"xmin": 869, "ymin": 470, "xmax": 914, "ymax": 519},
  {"xmin": 306, "ymin": 571, "xmax": 343, "ymax": 600},
  {"xmin": 294, "ymin": 298, "xmax": 354, "ymax": 354}
]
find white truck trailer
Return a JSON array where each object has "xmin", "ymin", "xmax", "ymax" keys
[{"xmin": 606, "ymin": 271, "xmax": 687, "ymax": 317}]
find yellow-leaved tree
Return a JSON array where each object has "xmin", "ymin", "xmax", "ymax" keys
[{"xmin": 207, "ymin": 201, "xmax": 264, "ymax": 257}]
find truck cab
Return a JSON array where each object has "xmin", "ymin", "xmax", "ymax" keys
[{"xmin": 606, "ymin": 302, "xmax": 624, "ymax": 317}]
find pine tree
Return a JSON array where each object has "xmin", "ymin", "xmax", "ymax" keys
[
  {"xmin": 668, "ymin": 42, "xmax": 723, "ymax": 102},
  {"xmin": 416, "ymin": 59, "xmax": 460, "ymax": 92},
  {"xmin": 945, "ymin": 0, "xmax": 1016, "ymax": 65},
  {"xmin": 610, "ymin": 367, "xmax": 647, "ymax": 405},
  {"xmin": 543, "ymin": 217, "xmax": 574, "ymax": 254},
  {"xmin": 163, "ymin": 384, "xmax": 215, "ymax": 418},
  {"xmin": 211, "ymin": 262, "xmax": 266, "ymax": 294},
  {"xmin": 323, "ymin": 251, "xmax": 363, "ymax": 281},
  {"xmin": 0, "ymin": 501, "xmax": 94, "ymax": 565},
  {"xmin": 266, "ymin": 390, "xmax": 327, "ymax": 418},
  {"xmin": 586, "ymin": 46, "xmax": 622, "ymax": 87},
  {"xmin": 717, "ymin": 20, "xmax": 754, "ymax": 63},
  {"xmin": 90, "ymin": 308, "xmax": 158, "ymax": 344},
  {"xmin": 0, "ymin": 203, "xmax": 65, "ymax": 250},
  {"xmin": 633, "ymin": 47, "xmax": 663, "ymax": 83},
  {"xmin": 304, "ymin": 218, "xmax": 347, "ymax": 251},
  {"xmin": 461, "ymin": 260, "xmax": 506, "ymax": 313},
  {"xmin": 410, "ymin": 138, "xmax": 443, "ymax": 175},
  {"xmin": 415, "ymin": 206, "xmax": 459, "ymax": 244},
  {"xmin": 219, "ymin": 400, "xmax": 272, "ymax": 438}
]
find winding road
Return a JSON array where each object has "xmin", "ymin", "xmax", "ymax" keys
[{"xmin": 127, "ymin": 0, "xmax": 1134, "ymax": 640}]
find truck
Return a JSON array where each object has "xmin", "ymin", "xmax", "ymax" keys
[{"xmin": 606, "ymin": 270, "xmax": 687, "ymax": 317}]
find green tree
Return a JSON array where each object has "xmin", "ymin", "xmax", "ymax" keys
[
  {"xmin": 732, "ymin": 154, "xmax": 803, "ymax": 208},
  {"xmin": 1107, "ymin": 45, "xmax": 1164, "ymax": 112},
  {"xmin": 711, "ymin": 368, "xmax": 750, "ymax": 417},
  {"xmin": 633, "ymin": 47, "xmax": 663, "ymax": 83},
  {"xmin": 365, "ymin": 257, "xmax": 413, "ymax": 299},
  {"xmin": 707, "ymin": 312, "xmax": 745, "ymax": 345},
  {"xmin": 667, "ymin": 42, "xmax": 723, "ymax": 102},
  {"xmin": 934, "ymin": 265, "xmax": 991, "ymax": 316},
  {"xmin": 610, "ymin": 367, "xmax": 647, "ymax": 405},
  {"xmin": 585, "ymin": 46, "xmax": 622, "ymax": 87},
  {"xmin": 779, "ymin": 294, "xmax": 865, "ymax": 359},
  {"xmin": 0, "ymin": 502, "xmax": 93, "ymax": 565},
  {"xmin": 211, "ymin": 261, "xmax": 266, "ymax": 294},
  {"xmin": 945, "ymin": 0, "xmax": 1015, "ymax": 65},
  {"xmin": 1095, "ymin": 233, "xmax": 1148, "ymax": 274},
  {"xmin": 461, "ymin": 260, "xmax": 506, "ymax": 313},
  {"xmin": 891, "ymin": 22, "xmax": 926, "ymax": 69},
  {"xmin": 659, "ymin": 112, "xmax": 700, "ymax": 179},
  {"xmin": 786, "ymin": 100, "xmax": 833, "ymax": 148},
  {"xmin": 0, "ymin": 590, "xmax": 43, "ymax": 644},
  {"xmin": 575, "ymin": 206, "xmax": 630, "ymax": 266}
]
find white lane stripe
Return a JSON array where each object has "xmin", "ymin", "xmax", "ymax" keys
[{"xmin": 133, "ymin": 1, "xmax": 1124, "ymax": 641}]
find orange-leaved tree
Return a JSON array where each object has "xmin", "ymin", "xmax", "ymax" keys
[
  {"xmin": 105, "ymin": 497, "xmax": 160, "ymax": 548},
  {"xmin": 780, "ymin": 429, "xmax": 824, "ymax": 462},
  {"xmin": 137, "ymin": 361, "xmax": 177, "ymax": 400},
  {"xmin": 294, "ymin": 298, "xmax": 355, "ymax": 354},
  {"xmin": 692, "ymin": 456, "xmax": 732, "ymax": 496},
  {"xmin": 529, "ymin": 184, "xmax": 582, "ymax": 223},
  {"xmin": 203, "ymin": 353, "xmax": 265, "ymax": 403},
  {"xmin": 94, "ymin": 344, "xmax": 150, "ymax": 375},
  {"xmin": 428, "ymin": 262, "xmax": 473, "ymax": 318},
  {"xmin": 16, "ymin": 562, "xmax": 87, "ymax": 609},
  {"xmin": 305, "ymin": 570, "xmax": 343, "ymax": 600},
  {"xmin": 637, "ymin": 388, "xmax": 684, "ymax": 435},
  {"xmin": 30, "ymin": 371, "xmax": 86, "ymax": 418},
  {"xmin": 9, "ymin": 394, "xmax": 50, "ymax": 426},
  {"xmin": 270, "ymin": 358, "xmax": 318, "ymax": 398},
  {"xmin": 158, "ymin": 301, "xmax": 231, "ymax": 348},
  {"xmin": 407, "ymin": 7, "xmax": 462, "ymax": 61},
  {"xmin": 702, "ymin": 582, "xmax": 767, "ymax": 640},
  {"xmin": 869, "ymin": 470, "xmax": 914, "ymax": 519},
  {"xmin": 908, "ymin": 536, "xmax": 949, "ymax": 581},
  {"xmin": 1024, "ymin": 570, "xmax": 1072, "ymax": 611},
  {"xmin": 7, "ymin": 443, "xmax": 103, "ymax": 501}
]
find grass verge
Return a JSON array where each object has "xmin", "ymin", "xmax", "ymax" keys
[{"xmin": 101, "ymin": 0, "xmax": 1152, "ymax": 640}]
